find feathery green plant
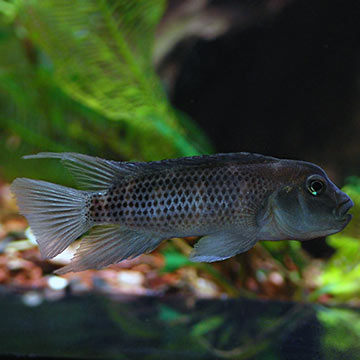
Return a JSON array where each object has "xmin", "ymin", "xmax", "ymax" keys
[{"xmin": 0, "ymin": 0, "xmax": 212, "ymax": 182}]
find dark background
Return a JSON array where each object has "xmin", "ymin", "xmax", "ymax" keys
[{"xmin": 164, "ymin": 0, "xmax": 360, "ymax": 179}]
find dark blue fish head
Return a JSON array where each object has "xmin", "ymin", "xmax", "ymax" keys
[{"xmin": 262, "ymin": 160, "xmax": 353, "ymax": 240}]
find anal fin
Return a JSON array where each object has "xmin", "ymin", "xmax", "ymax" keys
[
  {"xmin": 56, "ymin": 225, "xmax": 163, "ymax": 274},
  {"xmin": 189, "ymin": 231, "xmax": 257, "ymax": 262}
]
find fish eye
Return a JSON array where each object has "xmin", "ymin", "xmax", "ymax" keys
[{"xmin": 306, "ymin": 176, "xmax": 326, "ymax": 196}]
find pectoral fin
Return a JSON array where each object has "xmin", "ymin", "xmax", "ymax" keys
[{"xmin": 189, "ymin": 232, "xmax": 257, "ymax": 262}]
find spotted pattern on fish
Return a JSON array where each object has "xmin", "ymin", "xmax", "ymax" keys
[{"xmin": 90, "ymin": 165, "xmax": 276, "ymax": 235}]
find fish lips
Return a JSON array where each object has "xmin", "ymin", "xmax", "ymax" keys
[{"xmin": 334, "ymin": 197, "xmax": 354, "ymax": 224}]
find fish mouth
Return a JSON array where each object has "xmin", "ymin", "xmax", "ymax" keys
[{"xmin": 334, "ymin": 198, "xmax": 354, "ymax": 223}]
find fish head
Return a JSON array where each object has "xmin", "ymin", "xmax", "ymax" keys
[{"xmin": 268, "ymin": 161, "xmax": 353, "ymax": 240}]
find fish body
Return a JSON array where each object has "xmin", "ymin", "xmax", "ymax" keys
[
  {"xmin": 90, "ymin": 158, "xmax": 276, "ymax": 236},
  {"xmin": 11, "ymin": 152, "xmax": 353, "ymax": 274}
]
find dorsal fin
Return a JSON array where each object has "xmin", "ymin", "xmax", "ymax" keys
[
  {"xmin": 23, "ymin": 152, "xmax": 136, "ymax": 191},
  {"xmin": 24, "ymin": 152, "xmax": 280, "ymax": 192},
  {"xmin": 148, "ymin": 152, "xmax": 280, "ymax": 169}
]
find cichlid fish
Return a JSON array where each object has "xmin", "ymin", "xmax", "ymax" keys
[{"xmin": 11, "ymin": 152, "xmax": 353, "ymax": 274}]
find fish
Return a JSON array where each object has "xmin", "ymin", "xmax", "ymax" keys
[{"xmin": 10, "ymin": 152, "xmax": 353, "ymax": 274}]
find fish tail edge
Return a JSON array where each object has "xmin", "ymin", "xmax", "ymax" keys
[{"xmin": 11, "ymin": 178, "xmax": 92, "ymax": 259}]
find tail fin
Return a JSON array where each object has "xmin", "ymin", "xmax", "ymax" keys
[{"xmin": 11, "ymin": 178, "xmax": 92, "ymax": 259}]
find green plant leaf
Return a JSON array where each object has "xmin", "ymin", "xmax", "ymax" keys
[
  {"xmin": 316, "ymin": 180, "xmax": 360, "ymax": 301},
  {"xmin": 18, "ymin": 0, "xmax": 212, "ymax": 159},
  {"xmin": 318, "ymin": 307, "xmax": 360, "ymax": 357},
  {"xmin": 191, "ymin": 315, "xmax": 224, "ymax": 337},
  {"xmin": 161, "ymin": 248, "xmax": 191, "ymax": 273}
]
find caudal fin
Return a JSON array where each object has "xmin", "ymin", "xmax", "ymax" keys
[{"xmin": 11, "ymin": 178, "xmax": 92, "ymax": 259}]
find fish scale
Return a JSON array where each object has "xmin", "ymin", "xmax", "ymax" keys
[
  {"xmin": 11, "ymin": 151, "xmax": 353, "ymax": 274},
  {"xmin": 90, "ymin": 165, "xmax": 275, "ymax": 235}
]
